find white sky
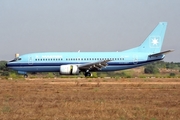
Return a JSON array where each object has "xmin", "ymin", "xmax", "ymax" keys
[{"xmin": 0, "ymin": 0, "xmax": 180, "ymax": 62}]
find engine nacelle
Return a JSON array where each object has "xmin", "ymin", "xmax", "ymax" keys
[{"xmin": 60, "ymin": 65, "xmax": 80, "ymax": 75}]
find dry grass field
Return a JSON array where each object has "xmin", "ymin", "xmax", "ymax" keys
[{"xmin": 0, "ymin": 78, "xmax": 180, "ymax": 120}]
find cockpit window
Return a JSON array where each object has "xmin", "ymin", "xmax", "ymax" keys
[
  {"xmin": 9, "ymin": 57, "xmax": 22, "ymax": 62},
  {"xmin": 9, "ymin": 59, "xmax": 16, "ymax": 62}
]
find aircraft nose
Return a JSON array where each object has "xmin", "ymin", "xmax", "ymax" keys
[{"xmin": 6, "ymin": 62, "xmax": 9, "ymax": 67}]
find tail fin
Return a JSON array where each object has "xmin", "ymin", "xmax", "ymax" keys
[{"xmin": 138, "ymin": 22, "xmax": 167, "ymax": 53}]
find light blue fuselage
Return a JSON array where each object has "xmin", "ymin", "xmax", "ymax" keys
[{"xmin": 7, "ymin": 51, "xmax": 163, "ymax": 73}]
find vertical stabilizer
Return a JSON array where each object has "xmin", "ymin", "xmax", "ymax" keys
[{"xmin": 138, "ymin": 22, "xmax": 167, "ymax": 53}]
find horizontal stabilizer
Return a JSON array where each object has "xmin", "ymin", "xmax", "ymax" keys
[{"xmin": 148, "ymin": 50, "xmax": 174, "ymax": 57}]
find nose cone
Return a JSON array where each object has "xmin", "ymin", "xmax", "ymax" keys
[
  {"xmin": 6, "ymin": 62, "xmax": 10, "ymax": 68},
  {"xmin": 6, "ymin": 62, "xmax": 8, "ymax": 67}
]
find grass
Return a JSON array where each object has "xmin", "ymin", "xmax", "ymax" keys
[{"xmin": 0, "ymin": 78, "xmax": 180, "ymax": 120}]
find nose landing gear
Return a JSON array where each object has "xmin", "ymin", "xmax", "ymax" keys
[{"xmin": 18, "ymin": 71, "xmax": 28, "ymax": 78}]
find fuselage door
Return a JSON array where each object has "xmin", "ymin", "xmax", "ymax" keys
[
  {"xmin": 28, "ymin": 56, "xmax": 33, "ymax": 65},
  {"xmin": 133, "ymin": 55, "xmax": 138, "ymax": 64}
]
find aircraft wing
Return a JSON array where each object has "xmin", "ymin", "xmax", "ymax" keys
[
  {"xmin": 78, "ymin": 60, "xmax": 111, "ymax": 71},
  {"xmin": 148, "ymin": 49, "xmax": 174, "ymax": 57}
]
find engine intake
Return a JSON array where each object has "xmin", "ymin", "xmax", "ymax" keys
[{"xmin": 60, "ymin": 65, "xmax": 80, "ymax": 75}]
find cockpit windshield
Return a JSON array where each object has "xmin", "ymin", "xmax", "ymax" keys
[{"xmin": 9, "ymin": 58, "xmax": 22, "ymax": 62}]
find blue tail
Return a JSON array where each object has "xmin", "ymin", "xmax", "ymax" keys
[
  {"xmin": 138, "ymin": 22, "xmax": 167, "ymax": 53},
  {"xmin": 123, "ymin": 22, "xmax": 167, "ymax": 53}
]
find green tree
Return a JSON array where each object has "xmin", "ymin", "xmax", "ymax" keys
[
  {"xmin": 0, "ymin": 61, "xmax": 9, "ymax": 76},
  {"xmin": 144, "ymin": 65, "xmax": 159, "ymax": 74},
  {"xmin": 0, "ymin": 61, "xmax": 7, "ymax": 70},
  {"xmin": 169, "ymin": 73, "xmax": 176, "ymax": 77}
]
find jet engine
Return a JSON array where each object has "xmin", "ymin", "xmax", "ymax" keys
[{"xmin": 60, "ymin": 65, "xmax": 80, "ymax": 75}]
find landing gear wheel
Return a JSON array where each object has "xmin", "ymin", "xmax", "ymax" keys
[
  {"xmin": 84, "ymin": 72, "xmax": 91, "ymax": 77},
  {"xmin": 24, "ymin": 74, "xmax": 28, "ymax": 78}
]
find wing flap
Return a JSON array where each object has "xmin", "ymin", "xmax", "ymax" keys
[
  {"xmin": 78, "ymin": 60, "xmax": 111, "ymax": 71},
  {"xmin": 148, "ymin": 49, "xmax": 174, "ymax": 57}
]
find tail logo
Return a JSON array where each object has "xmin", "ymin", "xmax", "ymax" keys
[{"xmin": 149, "ymin": 36, "xmax": 161, "ymax": 48}]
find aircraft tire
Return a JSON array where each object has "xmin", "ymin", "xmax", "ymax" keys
[
  {"xmin": 24, "ymin": 74, "xmax": 28, "ymax": 78},
  {"xmin": 84, "ymin": 72, "xmax": 91, "ymax": 77}
]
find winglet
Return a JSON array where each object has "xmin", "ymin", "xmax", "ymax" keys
[{"xmin": 148, "ymin": 49, "xmax": 174, "ymax": 57}]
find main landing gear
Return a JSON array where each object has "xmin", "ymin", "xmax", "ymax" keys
[
  {"xmin": 84, "ymin": 71, "xmax": 92, "ymax": 77},
  {"xmin": 24, "ymin": 74, "xmax": 28, "ymax": 78}
]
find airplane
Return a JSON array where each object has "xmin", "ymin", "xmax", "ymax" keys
[{"xmin": 6, "ymin": 22, "xmax": 173, "ymax": 77}]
